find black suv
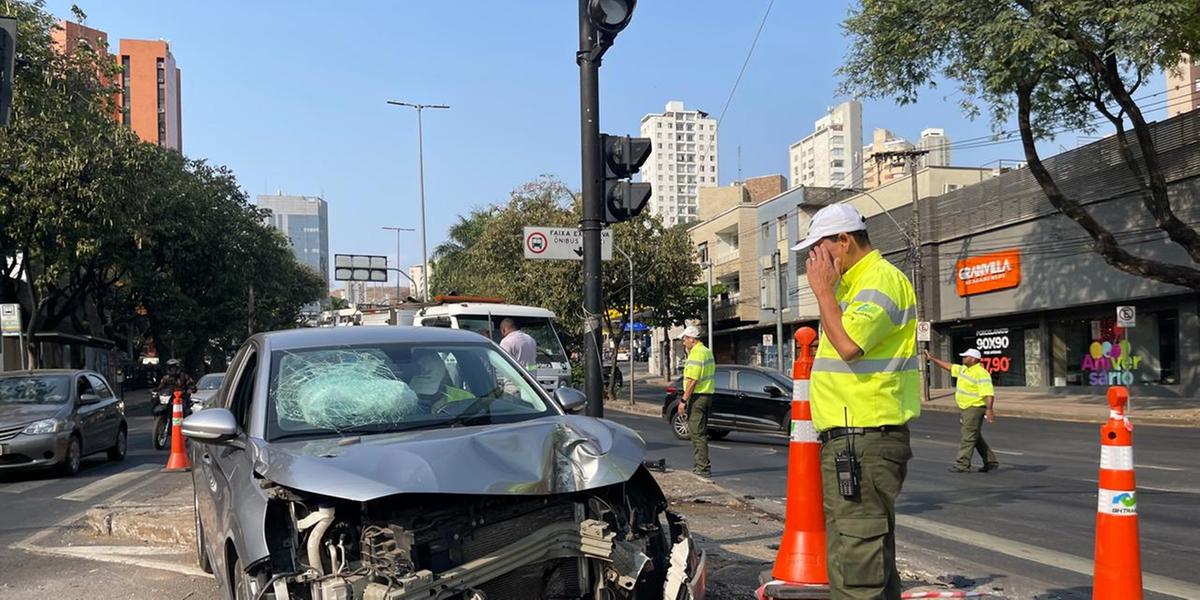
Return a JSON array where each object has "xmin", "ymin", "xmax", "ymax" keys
[{"xmin": 661, "ymin": 365, "xmax": 792, "ymax": 440}]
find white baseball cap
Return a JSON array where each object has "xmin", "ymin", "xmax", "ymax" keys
[
  {"xmin": 674, "ymin": 325, "xmax": 702, "ymax": 340},
  {"xmin": 792, "ymin": 204, "xmax": 868, "ymax": 251},
  {"xmin": 960, "ymin": 349, "xmax": 982, "ymax": 360}
]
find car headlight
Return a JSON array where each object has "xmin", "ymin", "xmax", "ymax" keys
[{"xmin": 23, "ymin": 418, "xmax": 66, "ymax": 435}]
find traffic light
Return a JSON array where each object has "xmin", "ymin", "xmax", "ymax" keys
[
  {"xmin": 0, "ymin": 16, "xmax": 14, "ymax": 127},
  {"xmin": 600, "ymin": 133, "xmax": 652, "ymax": 224}
]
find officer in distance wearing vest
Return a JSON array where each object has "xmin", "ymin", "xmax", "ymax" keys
[
  {"xmin": 926, "ymin": 348, "xmax": 1000, "ymax": 473},
  {"xmin": 796, "ymin": 203, "xmax": 919, "ymax": 600}
]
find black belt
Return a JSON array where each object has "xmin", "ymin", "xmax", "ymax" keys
[{"xmin": 818, "ymin": 425, "xmax": 908, "ymax": 444}]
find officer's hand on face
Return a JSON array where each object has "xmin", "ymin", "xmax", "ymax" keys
[{"xmin": 806, "ymin": 245, "xmax": 842, "ymax": 294}]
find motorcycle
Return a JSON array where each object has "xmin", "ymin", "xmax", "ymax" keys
[{"xmin": 151, "ymin": 390, "xmax": 194, "ymax": 450}]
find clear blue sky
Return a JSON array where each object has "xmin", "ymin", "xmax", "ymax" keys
[{"xmin": 47, "ymin": 0, "xmax": 1156, "ymax": 281}]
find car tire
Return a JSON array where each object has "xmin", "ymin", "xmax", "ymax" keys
[
  {"xmin": 231, "ymin": 555, "xmax": 270, "ymax": 600},
  {"xmin": 107, "ymin": 425, "xmax": 127, "ymax": 462},
  {"xmin": 194, "ymin": 487, "xmax": 212, "ymax": 574},
  {"xmin": 670, "ymin": 409, "xmax": 690, "ymax": 440},
  {"xmin": 708, "ymin": 428, "xmax": 730, "ymax": 441},
  {"xmin": 58, "ymin": 434, "xmax": 82, "ymax": 477}
]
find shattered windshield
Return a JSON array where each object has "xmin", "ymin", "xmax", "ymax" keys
[{"xmin": 265, "ymin": 342, "xmax": 554, "ymax": 441}]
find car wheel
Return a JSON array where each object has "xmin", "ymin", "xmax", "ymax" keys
[
  {"xmin": 670, "ymin": 409, "xmax": 690, "ymax": 440},
  {"xmin": 194, "ymin": 488, "xmax": 212, "ymax": 574},
  {"xmin": 58, "ymin": 435, "xmax": 82, "ymax": 476},
  {"xmin": 231, "ymin": 555, "xmax": 270, "ymax": 600},
  {"xmin": 708, "ymin": 428, "xmax": 730, "ymax": 440},
  {"xmin": 107, "ymin": 425, "xmax": 127, "ymax": 461}
]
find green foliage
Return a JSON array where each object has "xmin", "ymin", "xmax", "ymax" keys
[
  {"xmin": 0, "ymin": 1, "xmax": 325, "ymax": 369},
  {"xmin": 840, "ymin": 0, "xmax": 1200, "ymax": 289}
]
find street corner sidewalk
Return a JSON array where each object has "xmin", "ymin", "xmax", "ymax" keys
[
  {"xmin": 662, "ymin": 471, "xmax": 1010, "ymax": 599},
  {"xmin": 922, "ymin": 387, "xmax": 1200, "ymax": 427},
  {"xmin": 82, "ymin": 480, "xmax": 195, "ymax": 548}
]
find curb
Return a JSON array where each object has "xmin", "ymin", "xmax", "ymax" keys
[
  {"xmin": 84, "ymin": 502, "xmax": 194, "ymax": 547},
  {"xmin": 920, "ymin": 402, "xmax": 1199, "ymax": 428}
]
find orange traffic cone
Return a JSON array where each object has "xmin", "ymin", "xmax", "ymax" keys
[
  {"xmin": 163, "ymin": 389, "xmax": 191, "ymax": 472},
  {"xmin": 1092, "ymin": 386, "xmax": 1141, "ymax": 599},
  {"xmin": 759, "ymin": 327, "xmax": 829, "ymax": 599}
]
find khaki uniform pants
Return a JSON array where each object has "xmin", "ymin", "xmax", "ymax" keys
[
  {"xmin": 956, "ymin": 405, "xmax": 998, "ymax": 469},
  {"xmin": 687, "ymin": 394, "xmax": 713, "ymax": 475},
  {"xmin": 820, "ymin": 429, "xmax": 912, "ymax": 600}
]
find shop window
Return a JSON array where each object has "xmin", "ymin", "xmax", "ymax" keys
[
  {"xmin": 952, "ymin": 326, "xmax": 1030, "ymax": 387},
  {"xmin": 1050, "ymin": 310, "xmax": 1176, "ymax": 387}
]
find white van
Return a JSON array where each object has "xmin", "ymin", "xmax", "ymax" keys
[{"xmin": 412, "ymin": 299, "xmax": 572, "ymax": 392}]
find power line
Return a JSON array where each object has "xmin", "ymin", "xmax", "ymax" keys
[{"xmin": 717, "ymin": 0, "xmax": 775, "ymax": 126}]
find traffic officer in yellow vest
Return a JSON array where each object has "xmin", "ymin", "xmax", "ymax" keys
[
  {"xmin": 796, "ymin": 203, "xmax": 919, "ymax": 600},
  {"xmin": 926, "ymin": 348, "xmax": 999, "ymax": 472},
  {"xmin": 675, "ymin": 325, "xmax": 716, "ymax": 477}
]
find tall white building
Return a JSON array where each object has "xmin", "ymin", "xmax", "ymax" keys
[
  {"xmin": 788, "ymin": 101, "xmax": 863, "ymax": 189},
  {"xmin": 639, "ymin": 101, "xmax": 720, "ymax": 226},
  {"xmin": 916, "ymin": 128, "xmax": 952, "ymax": 168}
]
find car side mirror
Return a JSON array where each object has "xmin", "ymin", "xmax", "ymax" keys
[
  {"xmin": 79, "ymin": 393, "xmax": 101, "ymax": 405},
  {"xmin": 555, "ymin": 387, "xmax": 588, "ymax": 414},
  {"xmin": 763, "ymin": 385, "xmax": 784, "ymax": 398},
  {"xmin": 182, "ymin": 408, "xmax": 240, "ymax": 444}
]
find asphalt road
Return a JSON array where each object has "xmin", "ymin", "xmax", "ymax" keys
[
  {"xmin": 605, "ymin": 405, "xmax": 1200, "ymax": 600},
  {"xmin": 0, "ymin": 394, "xmax": 216, "ymax": 600}
]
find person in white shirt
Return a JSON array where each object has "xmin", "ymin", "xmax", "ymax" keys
[{"xmin": 499, "ymin": 318, "xmax": 538, "ymax": 368}]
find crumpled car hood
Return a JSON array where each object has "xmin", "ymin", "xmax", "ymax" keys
[{"xmin": 251, "ymin": 415, "xmax": 646, "ymax": 502}]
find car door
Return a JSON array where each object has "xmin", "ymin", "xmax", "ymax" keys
[
  {"xmin": 706, "ymin": 368, "xmax": 738, "ymax": 429},
  {"xmin": 85, "ymin": 374, "xmax": 120, "ymax": 447},
  {"xmin": 731, "ymin": 370, "xmax": 789, "ymax": 432},
  {"xmin": 74, "ymin": 375, "xmax": 104, "ymax": 454},
  {"xmin": 210, "ymin": 346, "xmax": 262, "ymax": 584}
]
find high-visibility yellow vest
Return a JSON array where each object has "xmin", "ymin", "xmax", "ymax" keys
[
  {"xmin": 951, "ymin": 363, "xmax": 993, "ymax": 409},
  {"xmin": 810, "ymin": 250, "xmax": 920, "ymax": 431},
  {"xmin": 684, "ymin": 342, "xmax": 716, "ymax": 394}
]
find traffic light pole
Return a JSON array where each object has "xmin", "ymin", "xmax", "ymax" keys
[{"xmin": 578, "ymin": 1, "xmax": 605, "ymax": 418}]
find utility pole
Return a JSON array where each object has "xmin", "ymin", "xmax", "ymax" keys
[
  {"xmin": 872, "ymin": 149, "xmax": 930, "ymax": 403},
  {"xmin": 618, "ymin": 246, "xmax": 634, "ymax": 406},
  {"xmin": 706, "ymin": 261, "xmax": 714, "ymax": 349},
  {"xmin": 774, "ymin": 250, "xmax": 785, "ymax": 374}
]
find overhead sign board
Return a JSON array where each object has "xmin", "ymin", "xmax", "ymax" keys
[
  {"xmin": 955, "ymin": 249, "xmax": 1021, "ymax": 297},
  {"xmin": 0, "ymin": 303, "xmax": 19, "ymax": 335},
  {"xmin": 334, "ymin": 254, "xmax": 389, "ymax": 282},
  {"xmin": 1116, "ymin": 305, "xmax": 1136, "ymax": 328},
  {"xmin": 523, "ymin": 227, "xmax": 612, "ymax": 261},
  {"xmin": 762, "ymin": 334, "xmax": 773, "ymax": 346}
]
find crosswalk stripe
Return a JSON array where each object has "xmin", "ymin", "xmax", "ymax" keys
[
  {"xmin": 0, "ymin": 478, "xmax": 57, "ymax": 495},
  {"xmin": 57, "ymin": 464, "xmax": 158, "ymax": 502}
]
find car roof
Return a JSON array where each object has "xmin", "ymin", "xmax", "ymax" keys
[
  {"xmin": 418, "ymin": 303, "xmax": 556, "ymax": 318},
  {"xmin": 255, "ymin": 325, "xmax": 494, "ymax": 352},
  {"xmin": 0, "ymin": 369, "xmax": 91, "ymax": 378}
]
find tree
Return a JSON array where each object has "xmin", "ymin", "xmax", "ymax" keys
[
  {"xmin": 329, "ymin": 296, "xmax": 350, "ymax": 310},
  {"xmin": 840, "ymin": 0, "xmax": 1200, "ymax": 289}
]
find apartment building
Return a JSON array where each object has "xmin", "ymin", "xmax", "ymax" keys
[
  {"xmin": 118, "ymin": 39, "xmax": 182, "ymax": 151},
  {"xmin": 788, "ymin": 101, "xmax": 863, "ymax": 189},
  {"xmin": 1167, "ymin": 54, "xmax": 1200, "ymax": 117},
  {"xmin": 640, "ymin": 101, "xmax": 720, "ymax": 226}
]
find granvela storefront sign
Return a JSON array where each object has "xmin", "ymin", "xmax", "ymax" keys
[{"xmin": 955, "ymin": 249, "xmax": 1021, "ymax": 297}]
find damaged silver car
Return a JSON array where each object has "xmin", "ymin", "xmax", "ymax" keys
[{"xmin": 183, "ymin": 326, "xmax": 705, "ymax": 600}]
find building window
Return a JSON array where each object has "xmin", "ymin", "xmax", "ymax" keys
[
  {"xmin": 832, "ymin": 160, "xmax": 844, "ymax": 168},
  {"xmin": 155, "ymin": 57, "xmax": 167, "ymax": 146},
  {"xmin": 777, "ymin": 216, "xmax": 787, "ymax": 238},
  {"xmin": 1048, "ymin": 311, "xmax": 1179, "ymax": 387},
  {"xmin": 761, "ymin": 223, "xmax": 769, "ymax": 239},
  {"xmin": 698, "ymin": 243, "xmax": 709, "ymax": 263},
  {"xmin": 943, "ymin": 183, "xmax": 962, "ymax": 193},
  {"xmin": 120, "ymin": 55, "xmax": 131, "ymax": 126}
]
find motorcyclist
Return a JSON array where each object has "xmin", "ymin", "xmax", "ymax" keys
[{"xmin": 154, "ymin": 359, "xmax": 197, "ymax": 413}]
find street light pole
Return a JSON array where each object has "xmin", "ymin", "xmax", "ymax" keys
[
  {"xmin": 706, "ymin": 261, "xmax": 714, "ymax": 349},
  {"xmin": 386, "ymin": 100, "xmax": 449, "ymax": 302},
  {"xmin": 382, "ymin": 226, "xmax": 414, "ymax": 304}
]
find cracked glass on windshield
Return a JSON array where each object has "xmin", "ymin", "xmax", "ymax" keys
[{"xmin": 265, "ymin": 341, "xmax": 552, "ymax": 440}]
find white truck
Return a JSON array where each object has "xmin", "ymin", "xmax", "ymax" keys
[{"xmin": 412, "ymin": 298, "xmax": 572, "ymax": 393}]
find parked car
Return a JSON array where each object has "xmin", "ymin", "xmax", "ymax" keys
[
  {"xmin": 662, "ymin": 365, "xmax": 792, "ymax": 441},
  {"xmin": 0, "ymin": 369, "xmax": 127, "ymax": 476},
  {"xmin": 184, "ymin": 326, "xmax": 705, "ymax": 600},
  {"xmin": 191, "ymin": 372, "xmax": 225, "ymax": 410}
]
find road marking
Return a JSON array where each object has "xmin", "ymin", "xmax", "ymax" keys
[
  {"xmin": 0, "ymin": 478, "xmax": 57, "ymax": 495},
  {"xmin": 1137, "ymin": 464, "xmax": 1187, "ymax": 472},
  {"xmin": 57, "ymin": 464, "xmax": 158, "ymax": 502},
  {"xmin": 16, "ymin": 543, "xmax": 208, "ymax": 578},
  {"xmin": 898, "ymin": 514, "xmax": 1196, "ymax": 599},
  {"xmin": 710, "ymin": 444, "xmax": 732, "ymax": 450},
  {"xmin": 912, "ymin": 438, "xmax": 1023, "ymax": 456}
]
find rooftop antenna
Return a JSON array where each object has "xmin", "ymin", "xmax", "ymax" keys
[{"xmin": 737, "ymin": 145, "xmax": 743, "ymax": 182}]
